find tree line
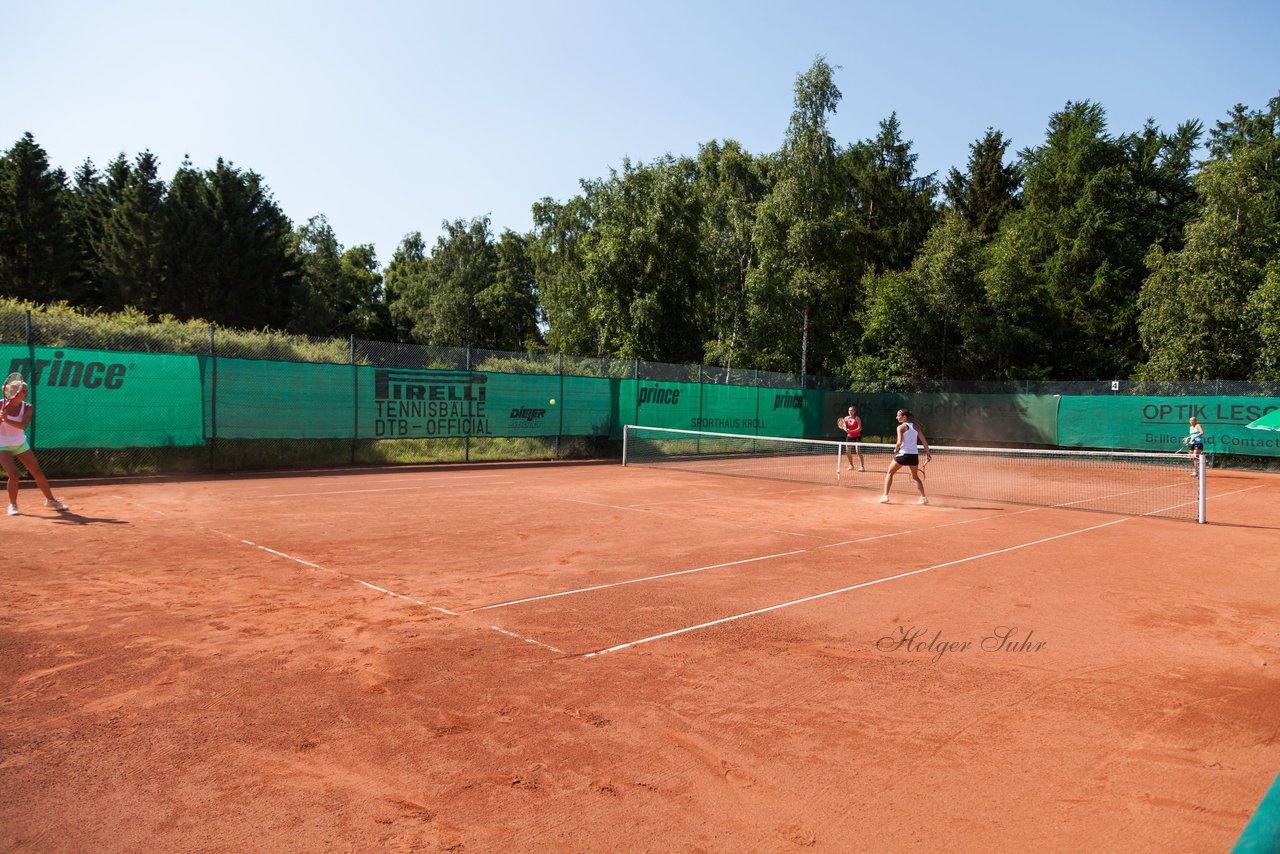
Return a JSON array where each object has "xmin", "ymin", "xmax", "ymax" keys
[{"xmin": 2, "ymin": 58, "xmax": 1277, "ymax": 382}]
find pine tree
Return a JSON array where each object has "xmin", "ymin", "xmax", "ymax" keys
[
  {"xmin": 0, "ymin": 132, "xmax": 74, "ymax": 302},
  {"xmin": 95, "ymin": 151, "xmax": 166, "ymax": 313},
  {"xmin": 65, "ymin": 159, "xmax": 114, "ymax": 307},
  {"xmin": 943, "ymin": 128, "xmax": 1021, "ymax": 238},
  {"xmin": 159, "ymin": 156, "xmax": 219, "ymax": 320},
  {"xmin": 203, "ymin": 159, "xmax": 296, "ymax": 330}
]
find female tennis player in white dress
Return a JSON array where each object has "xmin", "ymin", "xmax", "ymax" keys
[
  {"xmin": 880, "ymin": 409, "xmax": 932, "ymax": 505},
  {"xmin": 0, "ymin": 378, "xmax": 68, "ymax": 516}
]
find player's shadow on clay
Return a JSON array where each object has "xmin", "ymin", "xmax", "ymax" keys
[{"xmin": 48, "ymin": 511, "xmax": 129, "ymax": 526}]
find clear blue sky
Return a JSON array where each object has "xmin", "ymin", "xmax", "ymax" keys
[{"xmin": 3, "ymin": 0, "xmax": 1277, "ymax": 269}]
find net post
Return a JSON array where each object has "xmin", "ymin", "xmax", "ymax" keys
[
  {"xmin": 835, "ymin": 442, "xmax": 842, "ymax": 483},
  {"xmin": 1197, "ymin": 453, "xmax": 1207, "ymax": 523},
  {"xmin": 622, "ymin": 424, "xmax": 629, "ymax": 466}
]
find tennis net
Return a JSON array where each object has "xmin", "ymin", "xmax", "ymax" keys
[{"xmin": 622, "ymin": 426, "xmax": 1207, "ymax": 523}]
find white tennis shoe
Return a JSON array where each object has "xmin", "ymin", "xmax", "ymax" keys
[
  {"xmin": 878, "ymin": 495, "xmax": 889, "ymax": 504},
  {"xmin": 918, "ymin": 497, "xmax": 929, "ymax": 505},
  {"xmin": 7, "ymin": 504, "xmax": 17, "ymax": 516},
  {"xmin": 45, "ymin": 498, "xmax": 68, "ymax": 511}
]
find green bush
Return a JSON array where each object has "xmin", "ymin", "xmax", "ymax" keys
[{"xmin": 1, "ymin": 298, "xmax": 350, "ymax": 362}]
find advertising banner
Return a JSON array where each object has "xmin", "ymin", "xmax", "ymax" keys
[
  {"xmin": 2, "ymin": 345, "xmax": 203, "ymax": 448},
  {"xmin": 1057, "ymin": 396, "xmax": 1280, "ymax": 456}
]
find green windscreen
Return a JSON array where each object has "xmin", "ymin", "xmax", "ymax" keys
[
  {"xmin": 210, "ymin": 357, "xmax": 356, "ymax": 439},
  {"xmin": 3, "ymin": 346, "xmax": 1275, "ymax": 458},
  {"xmin": 614, "ymin": 381, "xmax": 825, "ymax": 439},
  {"xmin": 1059, "ymin": 395, "xmax": 1280, "ymax": 456},
  {"xmin": 362, "ymin": 367, "xmax": 612, "ymax": 439},
  {"xmin": 2, "ymin": 345, "xmax": 204, "ymax": 448},
  {"xmin": 908, "ymin": 393, "xmax": 1059, "ymax": 444},
  {"xmin": 817, "ymin": 392, "xmax": 1059, "ymax": 446},
  {"xmin": 696, "ymin": 384, "xmax": 766, "ymax": 433}
]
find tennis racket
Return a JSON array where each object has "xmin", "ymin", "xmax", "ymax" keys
[
  {"xmin": 1173, "ymin": 444, "xmax": 1188, "ymax": 455},
  {"xmin": 2, "ymin": 372, "xmax": 23, "ymax": 415}
]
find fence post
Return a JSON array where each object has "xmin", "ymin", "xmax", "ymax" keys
[
  {"xmin": 350, "ymin": 335, "xmax": 357, "ymax": 465},
  {"xmin": 754, "ymin": 369, "xmax": 760, "ymax": 437},
  {"xmin": 208, "ymin": 324, "xmax": 216, "ymax": 472},
  {"xmin": 464, "ymin": 346, "xmax": 471, "ymax": 462},
  {"xmin": 556, "ymin": 352, "xmax": 563, "ymax": 460},
  {"xmin": 24, "ymin": 311, "xmax": 35, "ymax": 449},
  {"xmin": 633, "ymin": 359, "xmax": 640, "ymax": 428},
  {"xmin": 697, "ymin": 365, "xmax": 704, "ymax": 454}
]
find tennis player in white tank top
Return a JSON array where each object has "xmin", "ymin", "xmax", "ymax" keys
[
  {"xmin": 880, "ymin": 409, "xmax": 931, "ymax": 505},
  {"xmin": 0, "ymin": 379, "xmax": 68, "ymax": 516}
]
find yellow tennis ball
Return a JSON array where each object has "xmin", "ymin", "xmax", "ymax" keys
[{"xmin": 549, "ymin": 399, "xmax": 556, "ymax": 405}]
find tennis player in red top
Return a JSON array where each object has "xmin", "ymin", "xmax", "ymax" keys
[{"xmin": 837, "ymin": 405, "xmax": 865, "ymax": 472}]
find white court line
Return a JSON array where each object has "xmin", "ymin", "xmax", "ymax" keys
[
  {"xmin": 626, "ymin": 496, "xmax": 721, "ymax": 508},
  {"xmin": 579, "ymin": 483, "xmax": 1267, "ymax": 658},
  {"xmin": 202, "ymin": 528, "xmax": 459, "ymax": 615},
  {"xmin": 624, "ymin": 481, "xmax": 877, "ymax": 507},
  {"xmin": 260, "ymin": 480, "xmax": 515, "ymax": 499},
  {"xmin": 1053, "ymin": 481, "xmax": 1189, "ymax": 509},
  {"xmin": 266, "ymin": 486, "xmax": 424, "ymax": 498},
  {"xmin": 112, "ymin": 495, "xmax": 458, "ymax": 616},
  {"xmin": 1192, "ymin": 486, "xmax": 1264, "ymax": 507},
  {"xmin": 583, "ymin": 516, "xmax": 1129, "ymax": 658},
  {"xmin": 489, "ymin": 626, "xmax": 563, "ymax": 654},
  {"xmin": 416, "ymin": 480, "xmax": 514, "ymax": 489},
  {"xmin": 242, "ymin": 473, "xmax": 509, "ymax": 491},
  {"xmin": 1108, "ymin": 482, "xmax": 1264, "ymax": 519},
  {"xmin": 472, "ymin": 508, "xmax": 1024, "ymax": 611},
  {"xmin": 560, "ymin": 486, "xmax": 1249, "ymax": 655},
  {"xmin": 816, "ymin": 506, "xmax": 1045, "ymax": 548},
  {"xmin": 555, "ymin": 496, "xmax": 828, "ymax": 540},
  {"xmin": 206, "ymin": 532, "xmax": 570, "ymax": 654},
  {"xmin": 1211, "ymin": 484, "xmax": 1268, "ymax": 501},
  {"xmin": 777, "ymin": 486, "xmax": 835, "ymax": 496},
  {"xmin": 109, "ymin": 480, "xmax": 1265, "ymax": 661},
  {"xmin": 468, "ymin": 550, "xmax": 809, "ymax": 611},
  {"xmin": 559, "ymin": 496, "xmax": 647, "ymax": 511},
  {"xmin": 200, "ymin": 519, "xmax": 564, "ymax": 653}
]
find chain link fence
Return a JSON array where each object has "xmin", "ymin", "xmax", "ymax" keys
[
  {"xmin": 1, "ymin": 307, "xmax": 1276, "ymax": 477},
  {"xmin": 843, "ymin": 378, "xmax": 1280, "ymax": 396}
]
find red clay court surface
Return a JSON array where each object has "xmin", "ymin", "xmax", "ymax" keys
[{"xmin": 2, "ymin": 460, "xmax": 1278, "ymax": 852}]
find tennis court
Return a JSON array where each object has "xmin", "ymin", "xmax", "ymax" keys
[{"xmin": 2, "ymin": 455, "xmax": 1278, "ymax": 852}]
